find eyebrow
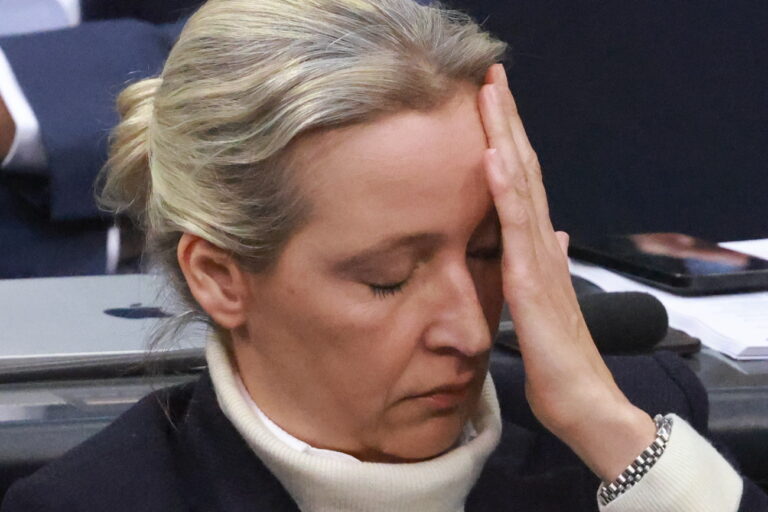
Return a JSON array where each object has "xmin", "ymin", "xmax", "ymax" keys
[
  {"xmin": 332, "ymin": 205, "xmax": 500, "ymax": 275},
  {"xmin": 332, "ymin": 232, "xmax": 445, "ymax": 275}
]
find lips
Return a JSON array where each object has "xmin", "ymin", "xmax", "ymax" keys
[{"xmin": 411, "ymin": 379, "xmax": 474, "ymax": 409}]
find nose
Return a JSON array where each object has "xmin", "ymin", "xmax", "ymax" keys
[{"xmin": 422, "ymin": 261, "xmax": 492, "ymax": 358}]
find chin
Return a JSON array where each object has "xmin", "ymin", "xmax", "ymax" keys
[{"xmin": 377, "ymin": 409, "xmax": 472, "ymax": 463}]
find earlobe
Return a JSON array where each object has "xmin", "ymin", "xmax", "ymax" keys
[{"xmin": 177, "ymin": 233, "xmax": 248, "ymax": 329}]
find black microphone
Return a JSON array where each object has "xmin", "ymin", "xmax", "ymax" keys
[
  {"xmin": 496, "ymin": 291, "xmax": 669, "ymax": 355},
  {"xmin": 578, "ymin": 292, "xmax": 668, "ymax": 354}
]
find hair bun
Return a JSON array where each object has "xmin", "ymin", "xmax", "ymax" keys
[{"xmin": 97, "ymin": 76, "xmax": 163, "ymax": 226}]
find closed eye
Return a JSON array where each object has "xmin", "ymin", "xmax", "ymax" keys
[
  {"xmin": 368, "ymin": 246, "xmax": 499, "ymax": 299},
  {"xmin": 368, "ymin": 280, "xmax": 407, "ymax": 298}
]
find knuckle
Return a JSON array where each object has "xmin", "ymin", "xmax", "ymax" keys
[
  {"xmin": 504, "ymin": 202, "xmax": 529, "ymax": 226},
  {"xmin": 493, "ymin": 171, "xmax": 511, "ymax": 193},
  {"xmin": 507, "ymin": 263, "xmax": 530, "ymax": 283},
  {"xmin": 506, "ymin": 267, "xmax": 542, "ymax": 296},
  {"xmin": 523, "ymin": 152, "xmax": 541, "ymax": 173},
  {"xmin": 512, "ymin": 171, "xmax": 529, "ymax": 196}
]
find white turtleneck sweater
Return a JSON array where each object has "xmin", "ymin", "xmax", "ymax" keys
[{"xmin": 206, "ymin": 341, "xmax": 743, "ymax": 512}]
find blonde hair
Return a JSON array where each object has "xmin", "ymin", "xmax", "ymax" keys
[{"xmin": 98, "ymin": 0, "xmax": 507, "ymax": 338}]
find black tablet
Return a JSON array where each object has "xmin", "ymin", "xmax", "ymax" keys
[{"xmin": 568, "ymin": 233, "xmax": 768, "ymax": 296}]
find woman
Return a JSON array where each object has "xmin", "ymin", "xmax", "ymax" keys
[{"xmin": 1, "ymin": 0, "xmax": 761, "ymax": 510}]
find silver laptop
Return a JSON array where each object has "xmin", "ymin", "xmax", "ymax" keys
[{"xmin": 0, "ymin": 274, "xmax": 206, "ymax": 367}]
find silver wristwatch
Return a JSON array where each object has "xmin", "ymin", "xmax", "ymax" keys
[{"xmin": 598, "ymin": 414, "xmax": 674, "ymax": 506}]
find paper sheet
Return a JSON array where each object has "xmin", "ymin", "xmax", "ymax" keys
[{"xmin": 569, "ymin": 239, "xmax": 768, "ymax": 360}]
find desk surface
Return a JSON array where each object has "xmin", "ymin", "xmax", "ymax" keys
[{"xmin": 686, "ymin": 347, "xmax": 768, "ymax": 388}]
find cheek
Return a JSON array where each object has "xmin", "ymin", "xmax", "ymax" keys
[{"xmin": 277, "ymin": 273, "xmax": 424, "ymax": 390}]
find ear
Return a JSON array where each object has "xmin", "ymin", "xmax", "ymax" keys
[{"xmin": 177, "ymin": 233, "xmax": 249, "ymax": 330}]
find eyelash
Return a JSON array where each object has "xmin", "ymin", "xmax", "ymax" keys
[
  {"xmin": 369, "ymin": 281, "xmax": 407, "ymax": 298},
  {"xmin": 367, "ymin": 245, "xmax": 502, "ymax": 299}
]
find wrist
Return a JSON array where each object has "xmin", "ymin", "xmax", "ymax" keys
[
  {"xmin": 564, "ymin": 401, "xmax": 657, "ymax": 482},
  {"xmin": 598, "ymin": 414, "xmax": 673, "ymax": 506}
]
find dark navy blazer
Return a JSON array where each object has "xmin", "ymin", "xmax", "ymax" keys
[
  {"xmin": 2, "ymin": 350, "xmax": 766, "ymax": 511},
  {"xmin": 0, "ymin": 1, "xmax": 199, "ymax": 277},
  {"xmin": 0, "ymin": 16, "xmax": 190, "ymax": 222}
]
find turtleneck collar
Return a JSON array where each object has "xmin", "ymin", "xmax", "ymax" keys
[{"xmin": 206, "ymin": 340, "xmax": 503, "ymax": 512}]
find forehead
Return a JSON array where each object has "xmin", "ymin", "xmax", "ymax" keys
[{"xmin": 290, "ymin": 86, "xmax": 491, "ymax": 242}]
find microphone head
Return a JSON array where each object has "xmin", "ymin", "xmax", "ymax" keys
[{"xmin": 579, "ymin": 291, "xmax": 669, "ymax": 354}]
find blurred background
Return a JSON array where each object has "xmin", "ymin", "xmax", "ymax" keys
[{"xmin": 0, "ymin": 0, "xmax": 766, "ymax": 280}]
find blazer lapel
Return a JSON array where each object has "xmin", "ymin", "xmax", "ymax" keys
[{"xmin": 173, "ymin": 373, "xmax": 300, "ymax": 512}]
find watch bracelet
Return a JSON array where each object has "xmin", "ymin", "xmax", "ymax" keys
[{"xmin": 597, "ymin": 414, "xmax": 674, "ymax": 506}]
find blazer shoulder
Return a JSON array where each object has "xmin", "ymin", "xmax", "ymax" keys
[{"xmin": 1, "ymin": 380, "xmax": 198, "ymax": 512}]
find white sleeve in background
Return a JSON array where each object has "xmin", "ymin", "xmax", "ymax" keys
[
  {"xmin": 54, "ymin": 0, "xmax": 81, "ymax": 27},
  {"xmin": 0, "ymin": 0, "xmax": 80, "ymax": 36},
  {"xmin": 598, "ymin": 413, "xmax": 743, "ymax": 512},
  {"xmin": 0, "ymin": 48, "xmax": 48, "ymax": 170},
  {"xmin": 0, "ymin": 0, "xmax": 81, "ymax": 170}
]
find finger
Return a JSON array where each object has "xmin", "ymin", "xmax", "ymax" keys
[
  {"xmin": 481, "ymin": 70, "xmax": 572, "ymax": 313},
  {"xmin": 488, "ymin": 65, "xmax": 537, "ymax": 170},
  {"xmin": 480, "ymin": 76, "xmax": 569, "ymax": 304},
  {"xmin": 479, "ymin": 82, "xmax": 541, "ymax": 229},
  {"xmin": 488, "ymin": 65, "xmax": 554, "ymax": 237},
  {"xmin": 486, "ymin": 145, "xmax": 573, "ymax": 323},
  {"xmin": 479, "ymin": 81, "xmax": 545, "ymax": 232},
  {"xmin": 479, "ymin": 80, "xmax": 559, "ymax": 277},
  {"xmin": 479, "ymin": 82, "xmax": 529, "ymax": 187},
  {"xmin": 484, "ymin": 148, "xmax": 533, "ymax": 251},
  {"xmin": 484, "ymin": 147, "xmax": 544, "ymax": 303}
]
